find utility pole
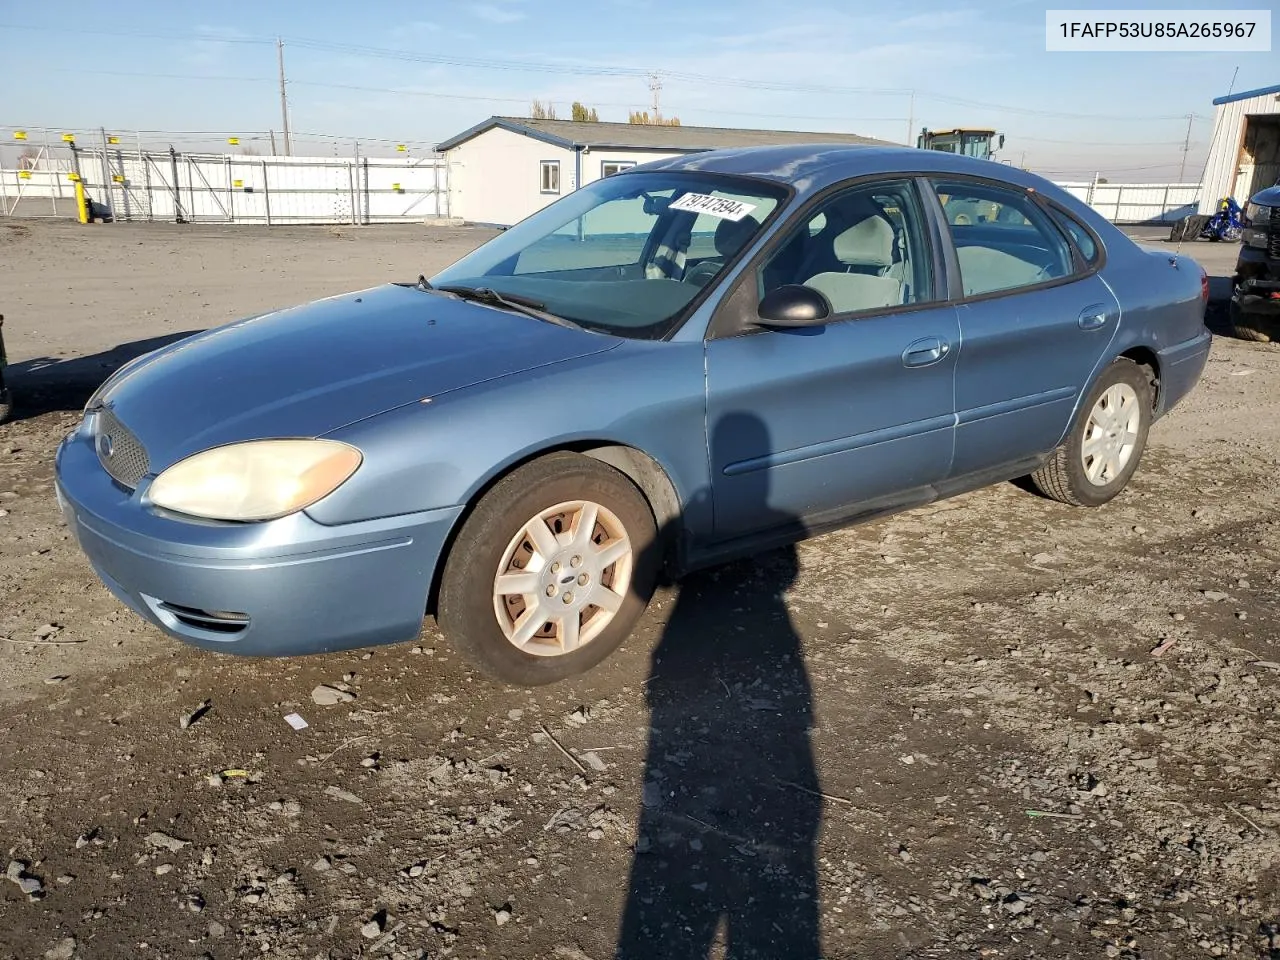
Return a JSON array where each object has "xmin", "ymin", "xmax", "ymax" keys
[
  {"xmin": 906, "ymin": 90, "xmax": 915, "ymax": 146},
  {"xmin": 1177, "ymin": 113, "xmax": 1193, "ymax": 181},
  {"xmin": 648, "ymin": 72, "xmax": 662, "ymax": 123},
  {"xmin": 277, "ymin": 38, "xmax": 292, "ymax": 157}
]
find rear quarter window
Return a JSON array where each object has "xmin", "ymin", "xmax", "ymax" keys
[{"xmin": 1048, "ymin": 207, "xmax": 1100, "ymax": 265}]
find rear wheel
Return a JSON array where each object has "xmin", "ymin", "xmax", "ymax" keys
[
  {"xmin": 436, "ymin": 452, "xmax": 658, "ymax": 686},
  {"xmin": 1028, "ymin": 358, "xmax": 1152, "ymax": 507}
]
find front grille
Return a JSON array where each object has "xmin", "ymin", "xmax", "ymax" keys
[
  {"xmin": 94, "ymin": 408, "xmax": 150, "ymax": 490},
  {"xmin": 1269, "ymin": 207, "xmax": 1280, "ymax": 260}
]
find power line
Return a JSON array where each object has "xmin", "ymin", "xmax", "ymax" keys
[
  {"xmin": 34, "ymin": 67, "xmax": 906, "ymax": 123},
  {"xmin": 0, "ymin": 21, "xmax": 272, "ymax": 44},
  {"xmin": 1014, "ymin": 136, "xmax": 1189, "ymax": 146}
]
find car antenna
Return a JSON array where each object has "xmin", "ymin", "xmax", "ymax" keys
[{"xmin": 417, "ymin": 274, "xmax": 432, "ymax": 290}]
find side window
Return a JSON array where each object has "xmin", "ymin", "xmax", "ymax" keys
[
  {"xmin": 540, "ymin": 160, "xmax": 560, "ymax": 195},
  {"xmin": 931, "ymin": 180, "xmax": 1075, "ymax": 297},
  {"xmin": 759, "ymin": 179, "xmax": 934, "ymax": 316},
  {"xmin": 601, "ymin": 160, "xmax": 635, "ymax": 178},
  {"xmin": 1048, "ymin": 206, "xmax": 1100, "ymax": 265}
]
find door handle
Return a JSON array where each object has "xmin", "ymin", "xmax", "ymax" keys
[
  {"xmin": 902, "ymin": 336, "xmax": 950, "ymax": 368},
  {"xmin": 1078, "ymin": 304, "xmax": 1110, "ymax": 330}
]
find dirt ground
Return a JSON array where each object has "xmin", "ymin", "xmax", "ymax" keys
[{"xmin": 0, "ymin": 218, "xmax": 1276, "ymax": 960}]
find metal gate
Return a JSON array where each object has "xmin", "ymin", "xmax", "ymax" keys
[{"xmin": 3, "ymin": 147, "xmax": 450, "ymax": 225}]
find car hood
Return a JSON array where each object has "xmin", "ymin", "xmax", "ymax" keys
[{"xmin": 93, "ymin": 283, "xmax": 621, "ymax": 468}]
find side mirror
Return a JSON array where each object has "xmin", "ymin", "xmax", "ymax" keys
[{"xmin": 756, "ymin": 284, "xmax": 831, "ymax": 328}]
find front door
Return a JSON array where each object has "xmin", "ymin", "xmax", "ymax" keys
[{"xmin": 704, "ymin": 178, "xmax": 960, "ymax": 542}]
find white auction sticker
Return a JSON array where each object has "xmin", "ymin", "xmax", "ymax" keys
[
  {"xmin": 1046, "ymin": 9, "xmax": 1271, "ymax": 51},
  {"xmin": 668, "ymin": 193, "xmax": 758, "ymax": 221}
]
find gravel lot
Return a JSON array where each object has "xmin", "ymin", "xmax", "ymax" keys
[{"xmin": 0, "ymin": 219, "xmax": 1277, "ymax": 960}]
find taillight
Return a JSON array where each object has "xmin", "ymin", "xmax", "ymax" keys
[{"xmin": 1201, "ymin": 269, "xmax": 1209, "ymax": 301}]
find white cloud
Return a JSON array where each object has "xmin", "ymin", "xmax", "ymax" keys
[{"xmin": 470, "ymin": 3, "xmax": 527, "ymax": 24}]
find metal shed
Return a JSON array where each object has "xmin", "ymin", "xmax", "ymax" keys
[{"xmin": 1197, "ymin": 83, "xmax": 1280, "ymax": 214}]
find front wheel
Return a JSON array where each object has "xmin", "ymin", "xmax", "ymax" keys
[
  {"xmin": 1027, "ymin": 358, "xmax": 1153, "ymax": 507},
  {"xmin": 436, "ymin": 452, "xmax": 659, "ymax": 686}
]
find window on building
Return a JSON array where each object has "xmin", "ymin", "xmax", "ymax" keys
[
  {"xmin": 601, "ymin": 161, "xmax": 635, "ymax": 178},
  {"xmin": 540, "ymin": 160, "xmax": 560, "ymax": 194},
  {"xmin": 930, "ymin": 179, "xmax": 1076, "ymax": 297}
]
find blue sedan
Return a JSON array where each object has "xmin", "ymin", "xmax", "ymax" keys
[{"xmin": 54, "ymin": 145, "xmax": 1212, "ymax": 685}]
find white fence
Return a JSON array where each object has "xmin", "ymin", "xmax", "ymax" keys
[
  {"xmin": 1, "ymin": 148, "xmax": 450, "ymax": 224},
  {"xmin": 1056, "ymin": 181, "xmax": 1201, "ymax": 225},
  {"xmin": 1, "ymin": 146, "xmax": 1201, "ymax": 227}
]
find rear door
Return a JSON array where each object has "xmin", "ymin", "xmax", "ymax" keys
[{"xmin": 928, "ymin": 178, "xmax": 1120, "ymax": 478}]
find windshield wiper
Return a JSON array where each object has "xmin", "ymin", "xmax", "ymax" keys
[{"xmin": 436, "ymin": 285, "xmax": 582, "ymax": 330}]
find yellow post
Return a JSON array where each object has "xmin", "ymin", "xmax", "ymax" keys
[{"xmin": 75, "ymin": 180, "xmax": 89, "ymax": 224}]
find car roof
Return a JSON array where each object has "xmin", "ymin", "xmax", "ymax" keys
[{"xmin": 630, "ymin": 144, "xmax": 1061, "ymax": 200}]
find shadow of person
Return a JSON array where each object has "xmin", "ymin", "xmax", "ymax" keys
[{"xmin": 616, "ymin": 411, "xmax": 822, "ymax": 960}]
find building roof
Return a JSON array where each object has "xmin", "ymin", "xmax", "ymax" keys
[
  {"xmin": 1213, "ymin": 82, "xmax": 1280, "ymax": 106},
  {"xmin": 435, "ymin": 116, "xmax": 894, "ymax": 153}
]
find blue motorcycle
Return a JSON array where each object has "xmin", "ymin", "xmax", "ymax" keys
[{"xmin": 1200, "ymin": 196, "xmax": 1243, "ymax": 242}]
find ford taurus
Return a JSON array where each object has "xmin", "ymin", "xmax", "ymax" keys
[{"xmin": 54, "ymin": 145, "xmax": 1212, "ymax": 685}]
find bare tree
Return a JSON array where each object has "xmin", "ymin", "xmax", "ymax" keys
[
  {"xmin": 628, "ymin": 110, "xmax": 681, "ymax": 126},
  {"xmin": 531, "ymin": 100, "xmax": 559, "ymax": 120}
]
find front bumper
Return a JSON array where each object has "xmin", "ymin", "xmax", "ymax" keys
[{"xmin": 55, "ymin": 427, "xmax": 463, "ymax": 657}]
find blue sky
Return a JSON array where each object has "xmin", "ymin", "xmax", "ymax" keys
[{"xmin": 1, "ymin": 0, "xmax": 1276, "ymax": 180}]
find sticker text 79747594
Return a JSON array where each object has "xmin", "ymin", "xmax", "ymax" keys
[{"xmin": 668, "ymin": 193, "xmax": 759, "ymax": 222}]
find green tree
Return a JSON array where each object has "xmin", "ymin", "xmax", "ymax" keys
[{"xmin": 571, "ymin": 102, "xmax": 599, "ymax": 122}]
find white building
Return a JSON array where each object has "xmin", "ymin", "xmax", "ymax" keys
[
  {"xmin": 1197, "ymin": 82, "xmax": 1280, "ymax": 214},
  {"xmin": 437, "ymin": 116, "xmax": 889, "ymax": 228}
]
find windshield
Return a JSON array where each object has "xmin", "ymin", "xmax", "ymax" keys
[{"xmin": 429, "ymin": 171, "xmax": 787, "ymax": 339}]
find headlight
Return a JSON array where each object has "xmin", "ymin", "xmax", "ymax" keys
[
  {"xmin": 1245, "ymin": 202, "xmax": 1271, "ymax": 224},
  {"xmin": 148, "ymin": 439, "xmax": 362, "ymax": 521}
]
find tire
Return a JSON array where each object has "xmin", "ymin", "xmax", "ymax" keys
[
  {"xmin": 1230, "ymin": 300, "xmax": 1278, "ymax": 342},
  {"xmin": 1028, "ymin": 358, "xmax": 1153, "ymax": 507},
  {"xmin": 1232, "ymin": 321, "xmax": 1276, "ymax": 342},
  {"xmin": 436, "ymin": 452, "xmax": 659, "ymax": 686}
]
